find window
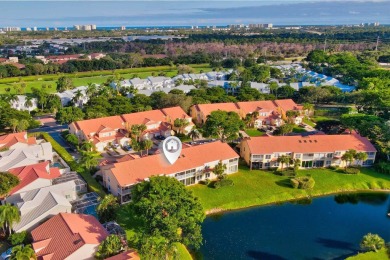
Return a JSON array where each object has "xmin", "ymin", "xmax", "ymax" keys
[
  {"xmin": 362, "ymin": 160, "xmax": 374, "ymax": 166},
  {"xmin": 265, "ymin": 154, "xmax": 271, "ymax": 159},
  {"xmin": 274, "ymin": 153, "xmax": 280, "ymax": 158},
  {"xmin": 108, "ymin": 177, "xmax": 110, "ymax": 183},
  {"xmin": 265, "ymin": 162, "xmax": 270, "ymax": 167},
  {"xmin": 286, "ymin": 153, "xmax": 292, "ymax": 157},
  {"xmin": 366, "ymin": 152, "xmax": 375, "ymax": 157},
  {"xmin": 274, "ymin": 162, "xmax": 279, "ymax": 167},
  {"xmin": 326, "ymin": 160, "xmax": 331, "ymax": 166},
  {"xmin": 196, "ymin": 175, "xmax": 202, "ymax": 181},
  {"xmin": 334, "ymin": 151, "xmax": 341, "ymax": 156},
  {"xmin": 295, "ymin": 154, "xmax": 301, "ymax": 159},
  {"xmin": 327, "ymin": 153, "xmax": 333, "ymax": 158},
  {"xmin": 229, "ymin": 158, "xmax": 238, "ymax": 162},
  {"xmin": 229, "ymin": 165, "xmax": 238, "ymax": 172},
  {"xmin": 65, "ymin": 195, "xmax": 70, "ymax": 199},
  {"xmin": 205, "ymin": 173, "xmax": 210, "ymax": 178}
]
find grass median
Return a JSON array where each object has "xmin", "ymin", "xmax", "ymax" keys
[{"xmin": 189, "ymin": 165, "xmax": 390, "ymax": 213}]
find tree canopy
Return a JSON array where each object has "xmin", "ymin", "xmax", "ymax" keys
[
  {"xmin": 130, "ymin": 176, "xmax": 205, "ymax": 259},
  {"xmin": 202, "ymin": 110, "xmax": 244, "ymax": 141}
]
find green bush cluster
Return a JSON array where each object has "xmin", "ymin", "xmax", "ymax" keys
[
  {"xmin": 8, "ymin": 231, "xmax": 29, "ymax": 246},
  {"xmin": 214, "ymin": 179, "xmax": 234, "ymax": 189},
  {"xmin": 290, "ymin": 176, "xmax": 315, "ymax": 189},
  {"xmin": 344, "ymin": 167, "xmax": 360, "ymax": 174},
  {"xmin": 30, "ymin": 132, "xmax": 106, "ymax": 198},
  {"xmin": 374, "ymin": 162, "xmax": 390, "ymax": 175}
]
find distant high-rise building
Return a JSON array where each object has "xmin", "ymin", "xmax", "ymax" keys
[
  {"xmin": 33, "ymin": 27, "xmax": 38, "ymax": 31},
  {"xmin": 46, "ymin": 27, "xmax": 50, "ymax": 31},
  {"xmin": 3, "ymin": 27, "xmax": 21, "ymax": 32},
  {"xmin": 91, "ymin": 24, "xmax": 96, "ymax": 30},
  {"xmin": 74, "ymin": 25, "xmax": 80, "ymax": 30},
  {"xmin": 74, "ymin": 24, "xmax": 96, "ymax": 31},
  {"xmin": 26, "ymin": 27, "xmax": 32, "ymax": 31},
  {"xmin": 121, "ymin": 26, "xmax": 126, "ymax": 30}
]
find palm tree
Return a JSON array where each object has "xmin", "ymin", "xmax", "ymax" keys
[
  {"xmin": 360, "ymin": 233, "xmax": 385, "ymax": 252},
  {"xmin": 0, "ymin": 203, "xmax": 20, "ymax": 236},
  {"xmin": 10, "ymin": 245, "xmax": 37, "ymax": 260},
  {"xmin": 80, "ymin": 141, "xmax": 94, "ymax": 152},
  {"xmin": 174, "ymin": 119, "xmax": 190, "ymax": 135},
  {"xmin": 24, "ymin": 96, "xmax": 34, "ymax": 114},
  {"xmin": 277, "ymin": 155, "xmax": 292, "ymax": 170},
  {"xmin": 142, "ymin": 139, "xmax": 153, "ymax": 156},
  {"xmin": 7, "ymin": 94, "xmax": 18, "ymax": 103},
  {"xmin": 72, "ymin": 89, "xmax": 83, "ymax": 107},
  {"xmin": 9, "ymin": 118, "xmax": 19, "ymax": 133},
  {"xmin": 303, "ymin": 103, "xmax": 314, "ymax": 116},
  {"xmin": 341, "ymin": 149, "xmax": 357, "ymax": 169},
  {"xmin": 189, "ymin": 128, "xmax": 201, "ymax": 141},
  {"xmin": 86, "ymin": 83, "xmax": 98, "ymax": 97},
  {"xmin": 79, "ymin": 150, "xmax": 101, "ymax": 170},
  {"xmin": 354, "ymin": 152, "xmax": 368, "ymax": 166},
  {"xmin": 95, "ymin": 235, "xmax": 122, "ymax": 259},
  {"xmin": 17, "ymin": 119, "xmax": 29, "ymax": 132}
]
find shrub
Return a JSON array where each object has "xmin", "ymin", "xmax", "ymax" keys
[
  {"xmin": 8, "ymin": 231, "xmax": 28, "ymax": 246},
  {"xmin": 275, "ymin": 169, "xmax": 296, "ymax": 177},
  {"xmin": 290, "ymin": 176, "xmax": 315, "ymax": 189},
  {"xmin": 290, "ymin": 178, "xmax": 300, "ymax": 189},
  {"xmin": 199, "ymin": 178, "xmax": 210, "ymax": 185},
  {"xmin": 214, "ymin": 179, "xmax": 234, "ymax": 189},
  {"xmin": 344, "ymin": 167, "xmax": 360, "ymax": 175},
  {"xmin": 328, "ymin": 166, "xmax": 338, "ymax": 170}
]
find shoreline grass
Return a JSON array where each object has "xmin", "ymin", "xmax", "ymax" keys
[
  {"xmin": 189, "ymin": 166, "xmax": 390, "ymax": 214},
  {"xmin": 346, "ymin": 248, "xmax": 389, "ymax": 260}
]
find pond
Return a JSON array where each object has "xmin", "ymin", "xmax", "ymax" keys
[{"xmin": 199, "ymin": 193, "xmax": 390, "ymax": 260}]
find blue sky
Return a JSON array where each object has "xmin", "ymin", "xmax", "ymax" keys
[{"xmin": 1, "ymin": 1, "xmax": 389, "ymax": 27}]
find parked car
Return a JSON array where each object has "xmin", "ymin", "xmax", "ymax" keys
[
  {"xmin": 112, "ymin": 143, "xmax": 120, "ymax": 148},
  {"xmin": 155, "ymin": 135, "xmax": 166, "ymax": 140},
  {"xmin": 123, "ymin": 145, "xmax": 132, "ymax": 151},
  {"xmin": 1, "ymin": 246, "xmax": 14, "ymax": 260}
]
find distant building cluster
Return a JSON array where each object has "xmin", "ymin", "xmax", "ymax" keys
[
  {"xmin": 229, "ymin": 23, "xmax": 273, "ymax": 29},
  {"xmin": 1, "ymin": 27, "xmax": 21, "ymax": 32},
  {"xmin": 73, "ymin": 24, "xmax": 97, "ymax": 31}
]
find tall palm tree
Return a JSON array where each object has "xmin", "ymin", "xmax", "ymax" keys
[
  {"xmin": 142, "ymin": 139, "xmax": 153, "ymax": 156},
  {"xmin": 86, "ymin": 83, "xmax": 98, "ymax": 97},
  {"xmin": 10, "ymin": 245, "xmax": 37, "ymax": 260},
  {"xmin": 0, "ymin": 203, "xmax": 20, "ymax": 236},
  {"xmin": 355, "ymin": 152, "xmax": 368, "ymax": 166},
  {"xmin": 72, "ymin": 89, "xmax": 83, "ymax": 107},
  {"xmin": 79, "ymin": 150, "xmax": 101, "ymax": 170},
  {"xmin": 9, "ymin": 118, "xmax": 19, "ymax": 133},
  {"xmin": 189, "ymin": 128, "xmax": 201, "ymax": 141},
  {"xmin": 277, "ymin": 155, "xmax": 293, "ymax": 170},
  {"xmin": 24, "ymin": 96, "xmax": 34, "ymax": 114}
]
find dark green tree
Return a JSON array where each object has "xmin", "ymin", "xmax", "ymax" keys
[
  {"xmin": 131, "ymin": 176, "xmax": 205, "ymax": 258},
  {"xmin": 202, "ymin": 110, "xmax": 244, "ymax": 142}
]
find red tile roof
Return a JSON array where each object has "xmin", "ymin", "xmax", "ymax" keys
[
  {"xmin": 0, "ymin": 132, "xmax": 35, "ymax": 148},
  {"xmin": 31, "ymin": 213, "xmax": 108, "ymax": 260},
  {"xmin": 194, "ymin": 103, "xmax": 240, "ymax": 118},
  {"xmin": 105, "ymin": 250, "xmax": 140, "ymax": 260},
  {"xmin": 72, "ymin": 115, "xmax": 124, "ymax": 138},
  {"xmin": 237, "ymin": 100, "xmax": 278, "ymax": 115},
  {"xmin": 244, "ymin": 133, "xmax": 377, "ymax": 155},
  {"xmin": 162, "ymin": 106, "xmax": 191, "ymax": 120},
  {"xmin": 274, "ymin": 99, "xmax": 303, "ymax": 111},
  {"xmin": 8, "ymin": 161, "xmax": 61, "ymax": 194},
  {"xmin": 108, "ymin": 141, "xmax": 239, "ymax": 187}
]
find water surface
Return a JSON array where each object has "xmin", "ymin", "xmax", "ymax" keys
[{"xmin": 200, "ymin": 193, "xmax": 390, "ymax": 260}]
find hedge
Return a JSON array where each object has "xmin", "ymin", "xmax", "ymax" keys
[
  {"xmin": 290, "ymin": 176, "xmax": 315, "ymax": 189},
  {"xmin": 30, "ymin": 132, "xmax": 106, "ymax": 198},
  {"xmin": 214, "ymin": 179, "xmax": 234, "ymax": 189},
  {"xmin": 344, "ymin": 167, "xmax": 360, "ymax": 175}
]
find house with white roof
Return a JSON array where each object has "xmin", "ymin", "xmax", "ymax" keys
[
  {"xmin": 6, "ymin": 181, "xmax": 77, "ymax": 232},
  {"xmin": 147, "ymin": 76, "xmax": 173, "ymax": 89},
  {"xmin": 0, "ymin": 142, "xmax": 53, "ymax": 171},
  {"xmin": 56, "ymin": 86, "xmax": 89, "ymax": 107},
  {"xmin": 9, "ymin": 95, "xmax": 38, "ymax": 112},
  {"xmin": 250, "ymin": 82, "xmax": 270, "ymax": 94},
  {"xmin": 129, "ymin": 78, "xmax": 150, "ymax": 89}
]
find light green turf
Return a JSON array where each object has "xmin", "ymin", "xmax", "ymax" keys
[
  {"xmin": 293, "ymin": 126, "xmax": 307, "ymax": 133},
  {"xmin": 0, "ymin": 64, "xmax": 211, "ymax": 94},
  {"xmin": 346, "ymin": 249, "xmax": 389, "ymax": 260},
  {"xmin": 245, "ymin": 128, "xmax": 265, "ymax": 137},
  {"xmin": 173, "ymin": 243, "xmax": 193, "ymax": 260},
  {"xmin": 189, "ymin": 166, "xmax": 390, "ymax": 212}
]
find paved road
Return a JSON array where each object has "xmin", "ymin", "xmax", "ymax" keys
[{"xmin": 28, "ymin": 124, "xmax": 79, "ymax": 158}]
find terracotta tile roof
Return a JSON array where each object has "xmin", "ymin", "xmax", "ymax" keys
[
  {"xmin": 46, "ymin": 54, "xmax": 82, "ymax": 60},
  {"xmin": 244, "ymin": 133, "xmax": 377, "ymax": 155},
  {"xmin": 8, "ymin": 162, "xmax": 61, "ymax": 195},
  {"xmin": 162, "ymin": 106, "xmax": 191, "ymax": 119},
  {"xmin": 105, "ymin": 250, "xmax": 140, "ymax": 260},
  {"xmin": 73, "ymin": 115, "xmax": 124, "ymax": 138},
  {"xmin": 121, "ymin": 110, "xmax": 167, "ymax": 126},
  {"xmin": 237, "ymin": 100, "xmax": 278, "ymax": 115},
  {"xmin": 194, "ymin": 103, "xmax": 240, "ymax": 118},
  {"xmin": 108, "ymin": 141, "xmax": 239, "ymax": 186},
  {"xmin": 31, "ymin": 213, "xmax": 108, "ymax": 260},
  {"xmin": 274, "ymin": 99, "xmax": 303, "ymax": 111},
  {"xmin": 0, "ymin": 132, "xmax": 33, "ymax": 148}
]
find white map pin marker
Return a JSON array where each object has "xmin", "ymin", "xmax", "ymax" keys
[{"xmin": 162, "ymin": 136, "xmax": 182, "ymax": 165}]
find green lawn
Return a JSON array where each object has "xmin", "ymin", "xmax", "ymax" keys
[
  {"xmin": 346, "ymin": 248, "xmax": 389, "ymax": 260},
  {"xmin": 303, "ymin": 117, "xmax": 316, "ymax": 127},
  {"xmin": 189, "ymin": 166, "xmax": 390, "ymax": 212},
  {"xmin": 293, "ymin": 126, "xmax": 307, "ymax": 133},
  {"xmin": 0, "ymin": 64, "xmax": 212, "ymax": 94},
  {"xmin": 245, "ymin": 129, "xmax": 265, "ymax": 137}
]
